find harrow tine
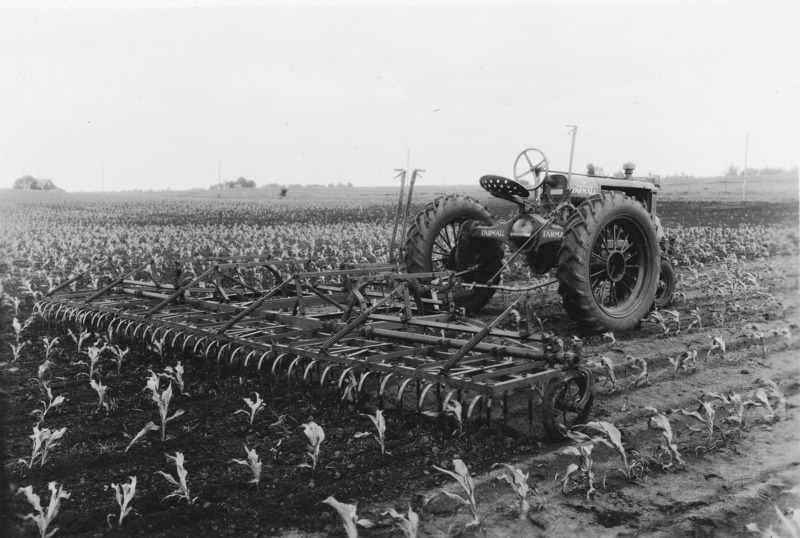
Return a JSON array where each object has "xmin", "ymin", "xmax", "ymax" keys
[
  {"xmin": 229, "ymin": 346, "xmax": 244, "ymax": 366},
  {"xmin": 257, "ymin": 351, "xmax": 273, "ymax": 372},
  {"xmin": 378, "ymin": 373, "xmax": 394, "ymax": 409},
  {"xmin": 243, "ymin": 349, "xmax": 258, "ymax": 370}
]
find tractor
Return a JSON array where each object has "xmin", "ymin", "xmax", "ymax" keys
[{"xmin": 403, "ymin": 146, "xmax": 675, "ymax": 333}]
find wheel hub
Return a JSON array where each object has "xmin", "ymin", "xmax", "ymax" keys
[{"xmin": 606, "ymin": 250, "xmax": 627, "ymax": 282}]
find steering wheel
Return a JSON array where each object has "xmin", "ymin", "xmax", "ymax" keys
[{"xmin": 513, "ymin": 148, "xmax": 549, "ymax": 190}]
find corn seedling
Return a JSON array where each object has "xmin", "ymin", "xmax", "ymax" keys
[
  {"xmin": 561, "ymin": 435, "xmax": 597, "ymax": 500},
  {"xmin": 85, "ymin": 345, "xmax": 105, "ymax": 379},
  {"xmin": 746, "ymin": 504, "xmax": 800, "ymax": 537},
  {"xmin": 125, "ymin": 421, "xmax": 159, "ymax": 452},
  {"xmin": 432, "ymin": 459, "xmax": 480, "ymax": 527},
  {"xmin": 33, "ymin": 383, "xmax": 66, "ymax": 423},
  {"xmin": 648, "ymin": 311, "xmax": 670, "ymax": 334},
  {"xmin": 747, "ymin": 378, "xmax": 788, "ymax": 422},
  {"xmin": 602, "ymin": 331, "xmax": 617, "ymax": 345},
  {"xmin": 744, "ymin": 324, "xmax": 770, "ymax": 357},
  {"xmin": 590, "ymin": 356, "xmax": 619, "ymax": 392},
  {"xmin": 321, "ymin": 496, "xmax": 375, "ymax": 538},
  {"xmin": 149, "ymin": 333, "xmax": 168, "ymax": 360},
  {"xmin": 493, "ymin": 463, "xmax": 540, "ymax": 518},
  {"xmin": 13, "ymin": 316, "xmax": 34, "ymax": 342},
  {"xmin": 90, "ymin": 378, "xmax": 109, "ymax": 411},
  {"xmin": 706, "ymin": 392, "xmax": 747, "ymax": 437},
  {"xmin": 37, "ymin": 360, "xmax": 51, "ymax": 381},
  {"xmin": 10, "ymin": 340, "xmax": 28, "ymax": 362},
  {"xmin": 7, "ymin": 295, "xmax": 22, "ymax": 316},
  {"xmin": 677, "ymin": 399, "xmax": 719, "ymax": 451},
  {"xmin": 156, "ymin": 452, "xmax": 197, "ymax": 505},
  {"xmin": 152, "ymin": 382, "xmax": 185, "ymax": 441},
  {"xmin": 42, "ymin": 336, "xmax": 59, "ymax": 361},
  {"xmin": 625, "ymin": 355, "xmax": 650, "ymax": 388},
  {"xmin": 18, "ymin": 482, "xmax": 71, "ymax": 538},
  {"xmin": 664, "ymin": 309, "xmax": 681, "ymax": 332},
  {"xmin": 163, "ymin": 362, "xmax": 185, "ymax": 393},
  {"xmin": 355, "ymin": 408, "xmax": 388, "ymax": 455},
  {"xmin": 144, "ymin": 371, "xmax": 160, "ymax": 396},
  {"xmin": 230, "ymin": 444, "xmax": 262, "ymax": 489},
  {"xmin": 669, "ymin": 350, "xmax": 697, "ymax": 377},
  {"xmin": 707, "ymin": 333, "xmax": 727, "ymax": 358},
  {"xmin": 22, "ymin": 425, "xmax": 66, "ymax": 468},
  {"xmin": 67, "ymin": 328, "xmax": 91, "ymax": 355},
  {"xmin": 108, "ymin": 476, "xmax": 137, "ymax": 528},
  {"xmin": 382, "ymin": 506, "xmax": 419, "ymax": 538},
  {"xmin": 581, "ymin": 421, "xmax": 645, "ymax": 480},
  {"xmin": 298, "ymin": 421, "xmax": 325, "ymax": 471},
  {"xmin": 234, "ymin": 392, "xmax": 265, "ymax": 425},
  {"xmin": 108, "ymin": 345, "xmax": 129, "ymax": 375},
  {"xmin": 645, "ymin": 406, "xmax": 686, "ymax": 469},
  {"xmin": 687, "ymin": 307, "xmax": 703, "ymax": 331}
]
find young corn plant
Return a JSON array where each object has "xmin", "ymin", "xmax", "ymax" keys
[
  {"xmin": 747, "ymin": 378, "xmax": 788, "ymax": 422},
  {"xmin": 645, "ymin": 406, "xmax": 686, "ymax": 469},
  {"xmin": 746, "ymin": 504, "xmax": 800, "ymax": 537},
  {"xmin": 9, "ymin": 340, "xmax": 28, "ymax": 362},
  {"xmin": 234, "ymin": 392, "xmax": 265, "ymax": 425},
  {"xmin": 13, "ymin": 316, "xmax": 34, "ymax": 342},
  {"xmin": 125, "ymin": 421, "xmax": 160, "ymax": 453},
  {"xmin": 32, "ymin": 383, "xmax": 65, "ymax": 423},
  {"xmin": 382, "ymin": 507, "xmax": 419, "ymax": 538},
  {"xmin": 493, "ymin": 463, "xmax": 541, "ymax": 519},
  {"xmin": 37, "ymin": 360, "xmax": 52, "ymax": 382},
  {"xmin": 647, "ymin": 311, "xmax": 670, "ymax": 334},
  {"xmin": 152, "ymin": 383, "xmax": 185, "ymax": 442},
  {"xmin": 561, "ymin": 436, "xmax": 597, "ymax": 500},
  {"xmin": 687, "ymin": 307, "xmax": 703, "ymax": 331},
  {"xmin": 589, "ymin": 356, "xmax": 619, "ymax": 393},
  {"xmin": 677, "ymin": 399, "xmax": 719, "ymax": 452},
  {"xmin": 18, "ymin": 482, "xmax": 71, "ymax": 538},
  {"xmin": 230, "ymin": 444, "xmax": 262, "ymax": 489},
  {"xmin": 581, "ymin": 421, "xmax": 645, "ymax": 480},
  {"xmin": 625, "ymin": 355, "xmax": 650, "ymax": 388},
  {"xmin": 432, "ymin": 459, "xmax": 480, "ymax": 528},
  {"xmin": 67, "ymin": 328, "xmax": 91, "ymax": 355},
  {"xmin": 321, "ymin": 496, "xmax": 375, "ymax": 538},
  {"xmin": 42, "ymin": 336, "xmax": 59, "ymax": 361},
  {"xmin": 107, "ymin": 476, "xmax": 137, "ymax": 528},
  {"xmin": 664, "ymin": 309, "xmax": 681, "ymax": 332},
  {"xmin": 90, "ymin": 378, "xmax": 109, "ymax": 411},
  {"xmin": 298, "ymin": 421, "xmax": 325, "ymax": 471},
  {"xmin": 602, "ymin": 331, "xmax": 618, "ymax": 346},
  {"xmin": 108, "ymin": 345, "xmax": 130, "ymax": 375},
  {"xmin": 354, "ymin": 409, "xmax": 388, "ymax": 455},
  {"xmin": 22, "ymin": 426, "xmax": 66, "ymax": 468},
  {"xmin": 149, "ymin": 333, "xmax": 168, "ymax": 360},
  {"xmin": 163, "ymin": 362, "xmax": 185, "ymax": 394},
  {"xmin": 156, "ymin": 452, "xmax": 197, "ymax": 505},
  {"xmin": 706, "ymin": 392, "xmax": 747, "ymax": 437},
  {"xmin": 86, "ymin": 345, "xmax": 105, "ymax": 379},
  {"xmin": 669, "ymin": 350, "xmax": 697, "ymax": 377},
  {"xmin": 707, "ymin": 333, "xmax": 727, "ymax": 358}
]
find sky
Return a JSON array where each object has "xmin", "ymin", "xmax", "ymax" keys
[{"xmin": 1, "ymin": 0, "xmax": 798, "ymax": 192}]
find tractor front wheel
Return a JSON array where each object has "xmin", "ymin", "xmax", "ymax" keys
[
  {"xmin": 557, "ymin": 191, "xmax": 660, "ymax": 333},
  {"xmin": 404, "ymin": 194, "xmax": 502, "ymax": 313},
  {"xmin": 654, "ymin": 259, "xmax": 676, "ymax": 309}
]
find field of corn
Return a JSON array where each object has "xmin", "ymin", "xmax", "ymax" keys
[{"xmin": 1, "ymin": 188, "xmax": 799, "ymax": 537}]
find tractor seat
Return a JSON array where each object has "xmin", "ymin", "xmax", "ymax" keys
[{"xmin": 479, "ymin": 175, "xmax": 530, "ymax": 198}]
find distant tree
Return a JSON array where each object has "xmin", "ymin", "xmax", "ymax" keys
[
  {"xmin": 724, "ymin": 165, "xmax": 740, "ymax": 177},
  {"xmin": 612, "ymin": 171, "xmax": 625, "ymax": 179},
  {"xmin": 12, "ymin": 175, "xmax": 60, "ymax": 190},
  {"xmin": 279, "ymin": 187, "xmax": 288, "ymax": 198}
]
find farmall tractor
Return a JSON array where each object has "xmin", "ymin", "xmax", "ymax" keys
[{"xmin": 403, "ymin": 146, "xmax": 674, "ymax": 333}]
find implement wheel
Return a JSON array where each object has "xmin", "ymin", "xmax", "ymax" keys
[
  {"xmin": 557, "ymin": 191, "xmax": 660, "ymax": 333},
  {"xmin": 542, "ymin": 370, "xmax": 593, "ymax": 440},
  {"xmin": 404, "ymin": 195, "xmax": 502, "ymax": 313}
]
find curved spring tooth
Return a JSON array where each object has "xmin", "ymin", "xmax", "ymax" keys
[
  {"xmin": 287, "ymin": 356, "xmax": 305, "ymax": 388},
  {"xmin": 134, "ymin": 322, "xmax": 146, "ymax": 341},
  {"xmin": 467, "ymin": 395, "xmax": 483, "ymax": 423},
  {"xmin": 91, "ymin": 311, "xmax": 102, "ymax": 328},
  {"xmin": 192, "ymin": 336, "xmax": 207, "ymax": 356},
  {"xmin": 257, "ymin": 351, "xmax": 273, "ymax": 372},
  {"xmin": 303, "ymin": 360, "xmax": 318, "ymax": 383},
  {"xmin": 320, "ymin": 364, "xmax": 337, "ymax": 391},
  {"xmin": 396, "ymin": 378, "xmax": 414, "ymax": 414},
  {"xmin": 356, "ymin": 371, "xmax": 374, "ymax": 394},
  {"xmin": 204, "ymin": 340, "xmax": 219, "ymax": 362},
  {"xmin": 162, "ymin": 329, "xmax": 173, "ymax": 349},
  {"xmin": 143, "ymin": 325, "xmax": 154, "ymax": 343},
  {"xmin": 228, "ymin": 346, "xmax": 244, "ymax": 367},
  {"xmin": 181, "ymin": 333, "xmax": 195, "ymax": 354},
  {"xmin": 217, "ymin": 343, "xmax": 232, "ymax": 364},
  {"xmin": 417, "ymin": 382, "xmax": 436, "ymax": 415},
  {"xmin": 441, "ymin": 389, "xmax": 458, "ymax": 416},
  {"xmin": 337, "ymin": 367, "xmax": 356, "ymax": 391},
  {"xmin": 378, "ymin": 373, "xmax": 394, "ymax": 409},
  {"xmin": 172, "ymin": 331, "xmax": 184, "ymax": 350},
  {"xmin": 243, "ymin": 349, "xmax": 258, "ymax": 370},
  {"xmin": 271, "ymin": 353, "xmax": 290, "ymax": 376}
]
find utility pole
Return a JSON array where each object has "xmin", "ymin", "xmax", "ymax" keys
[
  {"xmin": 566, "ymin": 125, "xmax": 578, "ymax": 185},
  {"xmin": 742, "ymin": 132, "xmax": 749, "ymax": 201},
  {"xmin": 101, "ymin": 163, "xmax": 105, "ymax": 193}
]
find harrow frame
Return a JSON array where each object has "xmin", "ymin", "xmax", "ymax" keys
[{"xmin": 36, "ymin": 254, "xmax": 592, "ymax": 437}]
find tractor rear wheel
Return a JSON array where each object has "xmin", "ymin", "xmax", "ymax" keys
[
  {"xmin": 404, "ymin": 195, "xmax": 502, "ymax": 313},
  {"xmin": 557, "ymin": 191, "xmax": 660, "ymax": 333}
]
